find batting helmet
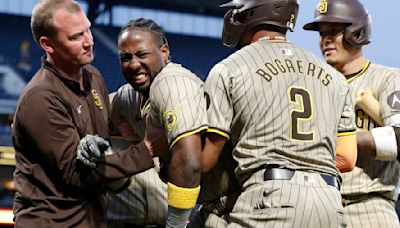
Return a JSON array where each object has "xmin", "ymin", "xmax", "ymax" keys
[
  {"xmin": 220, "ymin": 0, "xmax": 299, "ymax": 48},
  {"xmin": 303, "ymin": 0, "xmax": 371, "ymax": 47}
]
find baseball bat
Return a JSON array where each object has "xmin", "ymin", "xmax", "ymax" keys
[{"xmin": 356, "ymin": 90, "xmax": 384, "ymax": 127}]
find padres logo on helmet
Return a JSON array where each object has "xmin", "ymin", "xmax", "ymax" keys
[
  {"xmin": 303, "ymin": 0, "xmax": 372, "ymax": 47},
  {"xmin": 318, "ymin": 0, "xmax": 328, "ymax": 14}
]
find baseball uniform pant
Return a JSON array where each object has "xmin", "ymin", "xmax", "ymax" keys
[
  {"xmin": 343, "ymin": 195, "xmax": 399, "ymax": 228},
  {"xmin": 189, "ymin": 191, "xmax": 241, "ymax": 228},
  {"xmin": 188, "ymin": 207, "xmax": 229, "ymax": 228},
  {"xmin": 227, "ymin": 169, "xmax": 346, "ymax": 228}
]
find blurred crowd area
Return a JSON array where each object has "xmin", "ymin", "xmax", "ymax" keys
[
  {"xmin": 0, "ymin": 2, "xmax": 231, "ymax": 225},
  {"xmin": 0, "ymin": 1, "xmax": 233, "ymax": 146}
]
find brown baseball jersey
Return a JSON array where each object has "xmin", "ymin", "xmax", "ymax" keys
[
  {"xmin": 204, "ymin": 39, "xmax": 356, "ymax": 227},
  {"xmin": 149, "ymin": 62, "xmax": 208, "ymax": 148},
  {"xmin": 341, "ymin": 62, "xmax": 400, "ymax": 227},
  {"xmin": 107, "ymin": 86, "xmax": 168, "ymax": 226}
]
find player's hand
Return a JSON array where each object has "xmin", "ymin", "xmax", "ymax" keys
[
  {"xmin": 356, "ymin": 90, "xmax": 383, "ymax": 126},
  {"xmin": 144, "ymin": 115, "xmax": 168, "ymax": 157},
  {"xmin": 76, "ymin": 134, "xmax": 110, "ymax": 168}
]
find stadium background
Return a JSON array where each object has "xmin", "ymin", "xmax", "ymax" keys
[{"xmin": 0, "ymin": 0, "xmax": 399, "ymax": 226}]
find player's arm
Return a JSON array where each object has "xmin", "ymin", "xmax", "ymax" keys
[
  {"xmin": 336, "ymin": 84, "xmax": 358, "ymax": 172},
  {"xmin": 201, "ymin": 132, "xmax": 227, "ymax": 173},
  {"xmin": 202, "ymin": 64, "xmax": 234, "ymax": 173},
  {"xmin": 148, "ymin": 74, "xmax": 206, "ymax": 228},
  {"xmin": 355, "ymin": 132, "xmax": 376, "ymax": 158},
  {"xmin": 336, "ymin": 133, "xmax": 357, "ymax": 172},
  {"xmin": 355, "ymin": 90, "xmax": 400, "ymax": 161},
  {"xmin": 168, "ymin": 133, "xmax": 202, "ymax": 191},
  {"xmin": 356, "ymin": 124, "xmax": 400, "ymax": 161},
  {"xmin": 163, "ymin": 131, "xmax": 202, "ymax": 228}
]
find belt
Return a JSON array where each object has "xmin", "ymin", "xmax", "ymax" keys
[{"xmin": 264, "ymin": 167, "xmax": 340, "ymax": 190}]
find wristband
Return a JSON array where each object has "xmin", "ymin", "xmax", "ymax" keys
[
  {"xmin": 167, "ymin": 182, "xmax": 200, "ymax": 209},
  {"xmin": 371, "ymin": 126, "xmax": 397, "ymax": 161}
]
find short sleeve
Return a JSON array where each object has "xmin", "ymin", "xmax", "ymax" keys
[{"xmin": 204, "ymin": 63, "xmax": 233, "ymax": 139}]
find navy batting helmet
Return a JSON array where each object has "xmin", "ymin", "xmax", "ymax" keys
[
  {"xmin": 303, "ymin": 0, "xmax": 371, "ymax": 47},
  {"xmin": 220, "ymin": 0, "xmax": 299, "ymax": 48}
]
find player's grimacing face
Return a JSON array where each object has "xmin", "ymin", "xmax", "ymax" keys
[
  {"xmin": 318, "ymin": 22, "xmax": 355, "ymax": 68},
  {"xmin": 118, "ymin": 29, "xmax": 169, "ymax": 93}
]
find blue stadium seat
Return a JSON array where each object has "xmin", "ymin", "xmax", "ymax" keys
[{"xmin": 0, "ymin": 13, "xmax": 232, "ymax": 95}]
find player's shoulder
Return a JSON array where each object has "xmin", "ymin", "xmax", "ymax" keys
[
  {"xmin": 294, "ymin": 45, "xmax": 347, "ymax": 80},
  {"xmin": 116, "ymin": 83, "xmax": 135, "ymax": 94},
  {"xmin": 111, "ymin": 83, "xmax": 138, "ymax": 105},
  {"xmin": 208, "ymin": 48, "xmax": 247, "ymax": 78},
  {"xmin": 154, "ymin": 62, "xmax": 203, "ymax": 85},
  {"xmin": 368, "ymin": 62, "xmax": 400, "ymax": 77},
  {"xmin": 369, "ymin": 62, "xmax": 399, "ymax": 71},
  {"xmin": 222, "ymin": 43, "xmax": 256, "ymax": 65}
]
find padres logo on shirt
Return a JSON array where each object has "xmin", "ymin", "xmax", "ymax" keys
[
  {"xmin": 164, "ymin": 110, "xmax": 177, "ymax": 131},
  {"xmin": 91, "ymin": 89, "xmax": 104, "ymax": 110}
]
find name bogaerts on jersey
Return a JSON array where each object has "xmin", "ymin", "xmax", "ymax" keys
[{"xmin": 256, "ymin": 58, "xmax": 332, "ymax": 86}]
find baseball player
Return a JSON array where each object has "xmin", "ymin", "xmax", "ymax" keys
[
  {"xmin": 117, "ymin": 18, "xmax": 207, "ymax": 227},
  {"xmin": 304, "ymin": 0, "xmax": 400, "ymax": 227},
  {"xmin": 200, "ymin": 0, "xmax": 358, "ymax": 227},
  {"xmin": 106, "ymin": 89, "xmax": 168, "ymax": 227}
]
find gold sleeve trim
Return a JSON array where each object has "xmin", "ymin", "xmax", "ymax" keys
[
  {"xmin": 169, "ymin": 126, "xmax": 208, "ymax": 150},
  {"xmin": 337, "ymin": 131, "xmax": 357, "ymax": 137},
  {"xmin": 206, "ymin": 128, "xmax": 230, "ymax": 139}
]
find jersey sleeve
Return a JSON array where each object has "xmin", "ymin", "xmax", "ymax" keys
[
  {"xmin": 204, "ymin": 63, "xmax": 233, "ymax": 139},
  {"xmin": 379, "ymin": 69, "xmax": 400, "ymax": 124},
  {"xmin": 150, "ymin": 74, "xmax": 208, "ymax": 149},
  {"xmin": 338, "ymin": 84, "xmax": 357, "ymax": 136}
]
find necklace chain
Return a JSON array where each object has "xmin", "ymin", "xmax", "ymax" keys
[{"xmin": 258, "ymin": 36, "xmax": 287, "ymax": 42}]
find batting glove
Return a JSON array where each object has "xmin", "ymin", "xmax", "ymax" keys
[{"xmin": 76, "ymin": 134, "xmax": 110, "ymax": 168}]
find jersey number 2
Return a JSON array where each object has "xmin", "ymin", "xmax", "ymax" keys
[{"xmin": 288, "ymin": 87, "xmax": 314, "ymax": 141}]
